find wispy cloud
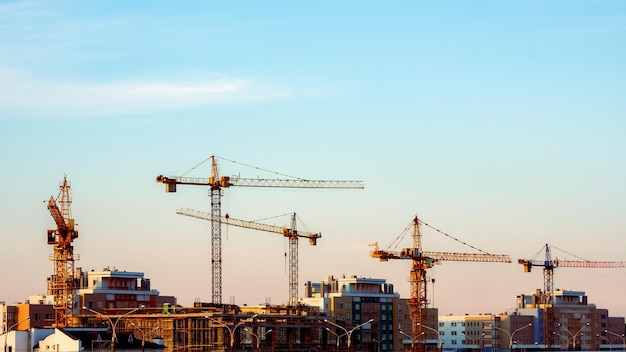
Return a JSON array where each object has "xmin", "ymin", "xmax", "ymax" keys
[{"xmin": 0, "ymin": 69, "xmax": 288, "ymax": 118}]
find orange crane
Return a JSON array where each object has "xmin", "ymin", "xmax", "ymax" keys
[
  {"xmin": 46, "ymin": 175, "xmax": 80, "ymax": 327},
  {"xmin": 518, "ymin": 243, "xmax": 626, "ymax": 349},
  {"xmin": 369, "ymin": 216, "xmax": 511, "ymax": 352},
  {"xmin": 157, "ymin": 155, "xmax": 363, "ymax": 304},
  {"xmin": 176, "ymin": 208, "xmax": 321, "ymax": 306}
]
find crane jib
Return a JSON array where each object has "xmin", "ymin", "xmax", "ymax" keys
[{"xmin": 157, "ymin": 175, "xmax": 364, "ymax": 189}]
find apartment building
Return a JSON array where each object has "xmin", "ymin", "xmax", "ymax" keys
[
  {"xmin": 77, "ymin": 267, "xmax": 176, "ymax": 310},
  {"xmin": 513, "ymin": 288, "xmax": 625, "ymax": 351},
  {"xmin": 301, "ymin": 274, "xmax": 437, "ymax": 352}
]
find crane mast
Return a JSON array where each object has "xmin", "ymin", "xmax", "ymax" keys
[
  {"xmin": 158, "ymin": 155, "xmax": 363, "ymax": 304},
  {"xmin": 518, "ymin": 243, "xmax": 626, "ymax": 349},
  {"xmin": 370, "ymin": 216, "xmax": 510, "ymax": 352},
  {"xmin": 46, "ymin": 175, "xmax": 79, "ymax": 327}
]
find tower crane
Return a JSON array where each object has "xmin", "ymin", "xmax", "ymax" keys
[
  {"xmin": 176, "ymin": 208, "xmax": 321, "ymax": 306},
  {"xmin": 157, "ymin": 155, "xmax": 363, "ymax": 304},
  {"xmin": 369, "ymin": 216, "xmax": 511, "ymax": 352},
  {"xmin": 518, "ymin": 243, "xmax": 626, "ymax": 349},
  {"xmin": 46, "ymin": 175, "xmax": 80, "ymax": 327}
]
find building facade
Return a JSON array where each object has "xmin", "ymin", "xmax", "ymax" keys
[
  {"xmin": 301, "ymin": 274, "xmax": 429, "ymax": 352},
  {"xmin": 77, "ymin": 267, "xmax": 177, "ymax": 310}
]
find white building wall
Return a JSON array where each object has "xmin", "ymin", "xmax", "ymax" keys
[
  {"xmin": 1, "ymin": 330, "xmax": 30, "ymax": 352},
  {"xmin": 37, "ymin": 329, "xmax": 81, "ymax": 352}
]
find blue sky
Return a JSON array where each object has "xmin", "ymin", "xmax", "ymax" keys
[{"xmin": 1, "ymin": 0, "xmax": 625, "ymax": 316}]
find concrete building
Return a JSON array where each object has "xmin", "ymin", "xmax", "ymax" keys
[
  {"xmin": 513, "ymin": 288, "xmax": 625, "ymax": 351},
  {"xmin": 301, "ymin": 274, "xmax": 432, "ymax": 352},
  {"xmin": 1, "ymin": 298, "xmax": 53, "ymax": 333},
  {"xmin": 77, "ymin": 267, "xmax": 176, "ymax": 310},
  {"xmin": 302, "ymin": 275, "xmax": 394, "ymax": 351},
  {"xmin": 438, "ymin": 314, "xmax": 534, "ymax": 352},
  {"xmin": 2, "ymin": 267, "xmax": 176, "ymax": 335}
]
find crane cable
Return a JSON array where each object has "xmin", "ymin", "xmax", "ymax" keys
[
  {"xmin": 531, "ymin": 243, "xmax": 591, "ymax": 262},
  {"xmin": 176, "ymin": 155, "xmax": 307, "ymax": 180},
  {"xmin": 216, "ymin": 156, "xmax": 306, "ymax": 180},
  {"xmin": 417, "ymin": 219, "xmax": 492, "ymax": 254}
]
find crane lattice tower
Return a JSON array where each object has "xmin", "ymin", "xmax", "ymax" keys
[
  {"xmin": 370, "ymin": 216, "xmax": 511, "ymax": 352},
  {"xmin": 518, "ymin": 243, "xmax": 626, "ymax": 350},
  {"xmin": 46, "ymin": 175, "xmax": 79, "ymax": 327}
]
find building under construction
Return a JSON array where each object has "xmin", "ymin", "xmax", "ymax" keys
[{"xmin": 77, "ymin": 302, "xmax": 377, "ymax": 352}]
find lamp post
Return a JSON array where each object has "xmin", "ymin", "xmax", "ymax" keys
[
  {"xmin": 416, "ymin": 322, "xmax": 443, "ymax": 352},
  {"xmin": 489, "ymin": 323, "xmax": 532, "ymax": 352},
  {"xmin": 82, "ymin": 305, "xmax": 145, "ymax": 352},
  {"xmin": 558, "ymin": 322, "xmax": 589, "ymax": 350},
  {"xmin": 596, "ymin": 334, "xmax": 613, "ymax": 351},
  {"xmin": 324, "ymin": 318, "xmax": 373, "ymax": 352},
  {"xmin": 553, "ymin": 331, "xmax": 573, "ymax": 350},
  {"xmin": 207, "ymin": 314, "xmax": 258, "ymax": 352},
  {"xmin": 131, "ymin": 322, "xmax": 159, "ymax": 352},
  {"xmin": 2, "ymin": 316, "xmax": 30, "ymax": 352},
  {"xmin": 244, "ymin": 327, "xmax": 272, "ymax": 351},
  {"xmin": 462, "ymin": 332, "xmax": 485, "ymax": 352},
  {"xmin": 605, "ymin": 330, "xmax": 626, "ymax": 351},
  {"xmin": 325, "ymin": 328, "xmax": 345, "ymax": 352},
  {"xmin": 373, "ymin": 338, "xmax": 386, "ymax": 352},
  {"xmin": 399, "ymin": 330, "xmax": 416, "ymax": 351}
]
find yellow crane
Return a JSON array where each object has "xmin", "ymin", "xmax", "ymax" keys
[
  {"xmin": 369, "ymin": 216, "xmax": 510, "ymax": 352},
  {"xmin": 157, "ymin": 155, "xmax": 363, "ymax": 304},
  {"xmin": 176, "ymin": 208, "xmax": 320, "ymax": 306},
  {"xmin": 518, "ymin": 243, "xmax": 626, "ymax": 349},
  {"xmin": 46, "ymin": 175, "xmax": 80, "ymax": 327}
]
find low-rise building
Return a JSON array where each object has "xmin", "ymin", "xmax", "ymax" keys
[{"xmin": 77, "ymin": 267, "xmax": 176, "ymax": 310}]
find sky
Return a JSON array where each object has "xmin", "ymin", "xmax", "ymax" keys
[{"xmin": 1, "ymin": 0, "xmax": 626, "ymax": 317}]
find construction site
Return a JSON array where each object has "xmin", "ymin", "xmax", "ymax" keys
[{"xmin": 3, "ymin": 156, "xmax": 626, "ymax": 352}]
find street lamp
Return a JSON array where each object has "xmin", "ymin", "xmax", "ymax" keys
[
  {"xmin": 462, "ymin": 332, "xmax": 485, "ymax": 352},
  {"xmin": 325, "ymin": 328, "xmax": 345, "ymax": 352},
  {"xmin": 206, "ymin": 314, "xmax": 258, "ymax": 352},
  {"xmin": 416, "ymin": 322, "xmax": 443, "ymax": 351},
  {"xmin": 131, "ymin": 322, "xmax": 159, "ymax": 352},
  {"xmin": 596, "ymin": 334, "xmax": 613, "ymax": 351},
  {"xmin": 605, "ymin": 330, "xmax": 626, "ymax": 351},
  {"xmin": 2, "ymin": 316, "xmax": 30, "ymax": 352},
  {"xmin": 553, "ymin": 331, "xmax": 573, "ymax": 350},
  {"xmin": 324, "ymin": 318, "xmax": 373, "ymax": 352},
  {"xmin": 489, "ymin": 323, "xmax": 532, "ymax": 352},
  {"xmin": 399, "ymin": 329, "xmax": 416, "ymax": 351},
  {"xmin": 558, "ymin": 322, "xmax": 589, "ymax": 350},
  {"xmin": 373, "ymin": 338, "xmax": 386, "ymax": 352},
  {"xmin": 82, "ymin": 305, "xmax": 145, "ymax": 352},
  {"xmin": 244, "ymin": 327, "xmax": 272, "ymax": 351}
]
